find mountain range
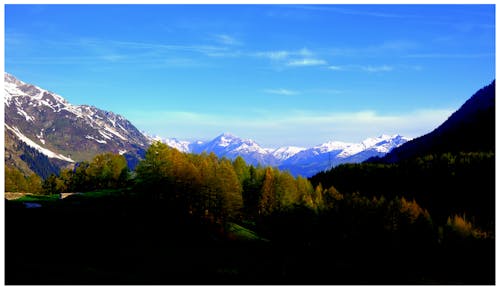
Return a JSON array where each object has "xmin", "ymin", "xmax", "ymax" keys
[
  {"xmin": 148, "ymin": 132, "xmax": 410, "ymax": 177},
  {"xmin": 4, "ymin": 72, "xmax": 409, "ymax": 178}
]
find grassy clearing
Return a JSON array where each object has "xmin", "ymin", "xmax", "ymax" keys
[
  {"xmin": 63, "ymin": 189, "xmax": 126, "ymax": 201},
  {"xmin": 7, "ymin": 189, "xmax": 125, "ymax": 205},
  {"xmin": 80, "ymin": 189, "xmax": 123, "ymax": 198},
  {"xmin": 15, "ymin": 194, "xmax": 60, "ymax": 203},
  {"xmin": 227, "ymin": 222, "xmax": 269, "ymax": 242}
]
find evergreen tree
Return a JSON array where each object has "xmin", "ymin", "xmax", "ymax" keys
[
  {"xmin": 274, "ymin": 170, "xmax": 299, "ymax": 211},
  {"xmin": 232, "ymin": 156, "xmax": 250, "ymax": 184}
]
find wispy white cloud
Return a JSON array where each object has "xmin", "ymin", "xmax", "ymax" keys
[
  {"xmin": 287, "ymin": 58, "xmax": 327, "ymax": 67},
  {"xmin": 263, "ymin": 88, "xmax": 300, "ymax": 96},
  {"xmin": 213, "ymin": 34, "xmax": 242, "ymax": 46},
  {"xmin": 310, "ymin": 89, "xmax": 344, "ymax": 95},
  {"xmin": 327, "ymin": 65, "xmax": 346, "ymax": 71},
  {"xmin": 298, "ymin": 48, "xmax": 313, "ymax": 57},
  {"xmin": 254, "ymin": 47, "xmax": 315, "ymax": 61},
  {"xmin": 405, "ymin": 53, "xmax": 493, "ymax": 59},
  {"xmin": 331, "ymin": 40, "xmax": 419, "ymax": 57},
  {"xmin": 361, "ymin": 65, "xmax": 393, "ymax": 72},
  {"xmin": 105, "ymin": 39, "xmax": 227, "ymax": 56},
  {"xmin": 6, "ymin": 36, "xmax": 233, "ymax": 67},
  {"xmin": 290, "ymin": 5, "xmax": 415, "ymax": 19},
  {"xmin": 328, "ymin": 64, "xmax": 395, "ymax": 73},
  {"xmin": 255, "ymin": 50, "xmax": 290, "ymax": 60}
]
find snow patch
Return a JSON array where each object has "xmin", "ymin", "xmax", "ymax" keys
[
  {"xmin": 117, "ymin": 123, "xmax": 127, "ymax": 132},
  {"xmin": 5, "ymin": 124, "xmax": 74, "ymax": 162},
  {"xmin": 16, "ymin": 108, "xmax": 34, "ymax": 122},
  {"xmin": 37, "ymin": 129, "xmax": 45, "ymax": 145},
  {"xmin": 103, "ymin": 126, "xmax": 127, "ymax": 141},
  {"xmin": 99, "ymin": 130, "xmax": 113, "ymax": 140},
  {"xmin": 86, "ymin": 135, "xmax": 108, "ymax": 144},
  {"xmin": 164, "ymin": 138, "xmax": 191, "ymax": 153},
  {"xmin": 272, "ymin": 146, "xmax": 306, "ymax": 160},
  {"xmin": 108, "ymin": 117, "xmax": 116, "ymax": 127}
]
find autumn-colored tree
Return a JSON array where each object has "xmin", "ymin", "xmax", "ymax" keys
[
  {"xmin": 135, "ymin": 142, "xmax": 174, "ymax": 200},
  {"xmin": 215, "ymin": 159, "xmax": 243, "ymax": 220},
  {"xmin": 323, "ymin": 185, "xmax": 343, "ymax": 210},
  {"xmin": 400, "ymin": 197, "xmax": 431, "ymax": 224},
  {"xmin": 296, "ymin": 176, "xmax": 315, "ymax": 208},
  {"xmin": 446, "ymin": 214, "xmax": 488, "ymax": 239},
  {"xmin": 258, "ymin": 167, "xmax": 276, "ymax": 216},
  {"xmin": 5, "ymin": 166, "xmax": 41, "ymax": 193},
  {"xmin": 57, "ymin": 168, "xmax": 74, "ymax": 193},
  {"xmin": 5, "ymin": 166, "xmax": 26, "ymax": 192},
  {"xmin": 26, "ymin": 173, "xmax": 42, "ymax": 193},
  {"xmin": 312, "ymin": 183, "xmax": 324, "ymax": 210},
  {"xmin": 86, "ymin": 152, "xmax": 128, "ymax": 189}
]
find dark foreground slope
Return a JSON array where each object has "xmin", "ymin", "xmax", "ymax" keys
[
  {"xmin": 5, "ymin": 190, "xmax": 495, "ymax": 285},
  {"xmin": 372, "ymin": 80, "xmax": 494, "ymax": 163}
]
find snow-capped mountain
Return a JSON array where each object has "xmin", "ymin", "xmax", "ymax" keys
[
  {"xmin": 145, "ymin": 134, "xmax": 192, "ymax": 153},
  {"xmin": 151, "ymin": 132, "xmax": 410, "ymax": 177},
  {"xmin": 4, "ymin": 72, "xmax": 410, "ymax": 179},
  {"xmin": 190, "ymin": 133, "xmax": 280, "ymax": 166},
  {"xmin": 4, "ymin": 73, "xmax": 150, "ymax": 177},
  {"xmin": 278, "ymin": 134, "xmax": 410, "ymax": 177},
  {"xmin": 271, "ymin": 146, "xmax": 306, "ymax": 160}
]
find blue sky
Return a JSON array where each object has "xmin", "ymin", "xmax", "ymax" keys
[{"xmin": 5, "ymin": 4, "xmax": 495, "ymax": 148}]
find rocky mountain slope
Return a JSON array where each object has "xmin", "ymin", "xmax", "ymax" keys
[{"xmin": 4, "ymin": 73, "xmax": 149, "ymax": 177}]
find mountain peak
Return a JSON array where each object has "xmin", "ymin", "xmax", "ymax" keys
[
  {"xmin": 5, "ymin": 73, "xmax": 150, "ymax": 176},
  {"xmin": 216, "ymin": 132, "xmax": 239, "ymax": 140}
]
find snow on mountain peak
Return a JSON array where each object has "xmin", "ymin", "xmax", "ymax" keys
[
  {"xmin": 147, "ymin": 131, "xmax": 410, "ymax": 164},
  {"xmin": 214, "ymin": 132, "xmax": 242, "ymax": 147},
  {"xmin": 164, "ymin": 138, "xmax": 191, "ymax": 153},
  {"xmin": 315, "ymin": 140, "xmax": 355, "ymax": 153},
  {"xmin": 272, "ymin": 146, "xmax": 306, "ymax": 160}
]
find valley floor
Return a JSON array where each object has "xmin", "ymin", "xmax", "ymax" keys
[{"xmin": 5, "ymin": 191, "xmax": 495, "ymax": 285}]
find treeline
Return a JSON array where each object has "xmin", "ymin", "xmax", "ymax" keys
[
  {"xmin": 41, "ymin": 152, "xmax": 129, "ymax": 194},
  {"xmin": 35, "ymin": 142, "xmax": 329, "ymax": 223},
  {"xmin": 310, "ymin": 151, "xmax": 495, "ymax": 228},
  {"xmin": 133, "ymin": 141, "xmax": 327, "ymax": 223}
]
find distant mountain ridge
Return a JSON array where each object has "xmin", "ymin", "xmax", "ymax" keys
[
  {"xmin": 371, "ymin": 80, "xmax": 495, "ymax": 163},
  {"xmin": 146, "ymin": 132, "xmax": 410, "ymax": 177}
]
